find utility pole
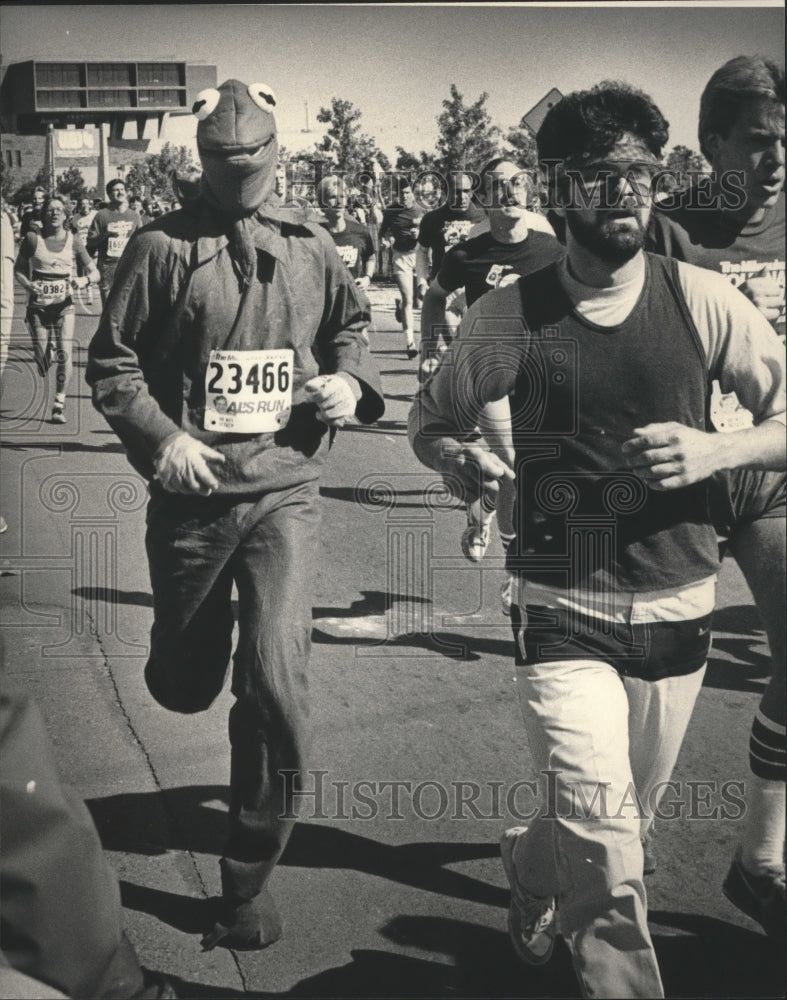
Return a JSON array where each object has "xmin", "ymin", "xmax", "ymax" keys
[{"xmin": 46, "ymin": 124, "xmax": 56, "ymax": 193}]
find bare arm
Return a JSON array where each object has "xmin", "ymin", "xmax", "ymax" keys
[
  {"xmin": 409, "ymin": 293, "xmax": 520, "ymax": 502},
  {"xmin": 623, "ymin": 418, "xmax": 785, "ymax": 491},
  {"xmin": 419, "ymin": 280, "xmax": 453, "ymax": 364},
  {"xmin": 13, "ymin": 239, "xmax": 37, "ymax": 296},
  {"xmin": 415, "ymin": 242, "xmax": 431, "ymax": 289}
]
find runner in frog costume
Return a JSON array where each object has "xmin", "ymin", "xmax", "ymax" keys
[{"xmin": 87, "ymin": 78, "xmax": 385, "ymax": 951}]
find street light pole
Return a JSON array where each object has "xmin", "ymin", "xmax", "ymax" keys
[{"xmin": 46, "ymin": 124, "xmax": 56, "ymax": 194}]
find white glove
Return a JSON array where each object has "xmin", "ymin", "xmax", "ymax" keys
[
  {"xmin": 153, "ymin": 432, "xmax": 226, "ymax": 495},
  {"xmin": 304, "ymin": 374, "xmax": 361, "ymax": 427},
  {"xmin": 355, "ymin": 275, "xmax": 371, "ymax": 290}
]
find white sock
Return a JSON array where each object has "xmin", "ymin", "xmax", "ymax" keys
[
  {"xmin": 499, "ymin": 531, "xmax": 516, "ymax": 552},
  {"xmin": 741, "ymin": 776, "xmax": 786, "ymax": 875},
  {"xmin": 741, "ymin": 710, "xmax": 786, "ymax": 874}
]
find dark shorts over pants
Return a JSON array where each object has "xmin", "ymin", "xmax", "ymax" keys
[
  {"xmin": 144, "ymin": 478, "xmax": 322, "ymax": 898},
  {"xmin": 710, "ymin": 467, "xmax": 786, "ymax": 547}
]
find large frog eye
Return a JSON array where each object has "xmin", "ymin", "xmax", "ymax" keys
[
  {"xmin": 248, "ymin": 82, "xmax": 277, "ymax": 112},
  {"xmin": 192, "ymin": 88, "xmax": 221, "ymax": 120}
]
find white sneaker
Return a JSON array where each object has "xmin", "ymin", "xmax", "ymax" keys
[
  {"xmin": 500, "ymin": 827, "xmax": 557, "ymax": 966},
  {"xmin": 460, "ymin": 498, "xmax": 494, "ymax": 563}
]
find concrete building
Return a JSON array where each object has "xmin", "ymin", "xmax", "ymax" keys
[{"xmin": 0, "ymin": 59, "xmax": 216, "ymax": 194}]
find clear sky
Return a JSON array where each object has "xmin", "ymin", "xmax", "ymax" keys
[{"xmin": 1, "ymin": 3, "xmax": 784, "ymax": 163}]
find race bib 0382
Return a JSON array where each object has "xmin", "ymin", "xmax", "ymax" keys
[
  {"xmin": 33, "ymin": 271, "xmax": 69, "ymax": 307},
  {"xmin": 204, "ymin": 349, "xmax": 293, "ymax": 434}
]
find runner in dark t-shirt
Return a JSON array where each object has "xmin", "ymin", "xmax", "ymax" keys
[
  {"xmin": 19, "ymin": 187, "xmax": 47, "ymax": 239},
  {"xmin": 317, "ymin": 175, "xmax": 376, "ymax": 283},
  {"xmin": 379, "ymin": 181, "xmax": 423, "ymax": 356},
  {"xmin": 317, "ymin": 175, "xmax": 376, "ymax": 342},
  {"xmin": 438, "ymin": 228, "xmax": 564, "ymax": 307},
  {"xmin": 415, "ymin": 172, "xmax": 486, "ymax": 289},
  {"xmin": 422, "ymin": 159, "xmax": 563, "ymax": 366},
  {"xmin": 379, "ymin": 202, "xmax": 422, "ymax": 252},
  {"xmin": 421, "ymin": 157, "xmax": 563, "ymax": 609},
  {"xmin": 326, "ymin": 217, "xmax": 375, "ymax": 279}
]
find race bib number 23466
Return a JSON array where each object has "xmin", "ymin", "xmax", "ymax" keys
[{"xmin": 204, "ymin": 349, "xmax": 293, "ymax": 433}]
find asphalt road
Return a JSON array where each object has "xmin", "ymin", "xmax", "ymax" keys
[{"xmin": 0, "ymin": 281, "xmax": 783, "ymax": 999}]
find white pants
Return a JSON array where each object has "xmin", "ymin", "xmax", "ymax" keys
[{"xmin": 510, "ymin": 655, "xmax": 706, "ymax": 998}]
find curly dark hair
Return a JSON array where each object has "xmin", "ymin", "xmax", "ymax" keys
[
  {"xmin": 698, "ymin": 56, "xmax": 784, "ymax": 161},
  {"xmin": 537, "ymin": 81, "xmax": 670, "ymax": 167}
]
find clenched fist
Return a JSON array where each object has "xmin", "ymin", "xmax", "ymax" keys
[
  {"xmin": 739, "ymin": 266, "xmax": 783, "ymax": 325},
  {"xmin": 621, "ymin": 422, "xmax": 721, "ymax": 490}
]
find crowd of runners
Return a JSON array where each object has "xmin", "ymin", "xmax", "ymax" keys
[{"xmin": 0, "ymin": 53, "xmax": 784, "ymax": 1000}]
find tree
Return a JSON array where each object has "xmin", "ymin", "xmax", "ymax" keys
[
  {"xmin": 394, "ymin": 146, "xmax": 438, "ymax": 176},
  {"xmin": 12, "ymin": 167, "xmax": 52, "ymax": 208},
  {"xmin": 315, "ymin": 98, "xmax": 389, "ymax": 179},
  {"xmin": 434, "ymin": 84, "xmax": 502, "ymax": 174},
  {"xmin": 499, "ymin": 117, "xmax": 546, "ymax": 211},
  {"xmin": 124, "ymin": 143, "xmax": 198, "ymax": 203},
  {"xmin": 665, "ymin": 144, "xmax": 707, "ymax": 175},
  {"xmin": 0, "ymin": 159, "xmax": 19, "ymax": 201},
  {"xmin": 661, "ymin": 145, "xmax": 708, "ymax": 193},
  {"xmin": 503, "ymin": 116, "xmax": 539, "ymax": 171},
  {"xmin": 56, "ymin": 165, "xmax": 88, "ymax": 202}
]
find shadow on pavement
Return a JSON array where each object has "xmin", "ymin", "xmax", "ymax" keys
[
  {"xmin": 2, "ymin": 439, "xmax": 127, "ymax": 454},
  {"xmin": 701, "ymin": 603, "xmax": 771, "ymax": 693},
  {"xmin": 139, "ymin": 920, "xmax": 578, "ymax": 997},
  {"xmin": 712, "ymin": 604, "xmax": 765, "ymax": 635},
  {"xmin": 314, "ymin": 590, "xmax": 432, "ymax": 617},
  {"xmin": 74, "ymin": 586, "xmax": 153, "ymax": 607},
  {"xmin": 376, "ymin": 910, "xmax": 783, "ymax": 999},
  {"xmin": 311, "ymin": 627, "xmax": 512, "ymax": 661},
  {"xmin": 142, "ymin": 975, "xmax": 260, "ymax": 999},
  {"xmin": 88, "ymin": 790, "xmax": 504, "ymax": 908},
  {"xmin": 650, "ymin": 909, "xmax": 784, "ymax": 997},
  {"xmin": 283, "ymin": 825, "xmax": 505, "ymax": 908},
  {"xmin": 383, "ymin": 392, "xmax": 417, "ymax": 403},
  {"xmin": 121, "ymin": 882, "xmax": 212, "ymax": 935},
  {"xmin": 151, "ymin": 956, "xmax": 469, "ymax": 999},
  {"xmin": 340, "ymin": 420, "xmax": 408, "ymax": 436},
  {"xmin": 141, "ymin": 911, "xmax": 782, "ymax": 998},
  {"xmin": 320, "ymin": 486, "xmax": 458, "ymax": 509},
  {"xmin": 380, "ymin": 915, "xmax": 579, "ymax": 997},
  {"xmin": 704, "ymin": 645, "xmax": 771, "ymax": 694}
]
